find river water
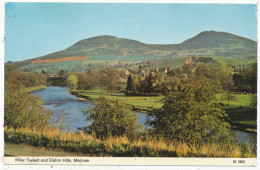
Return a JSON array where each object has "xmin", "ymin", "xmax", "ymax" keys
[{"xmin": 30, "ymin": 86, "xmax": 256, "ymax": 145}]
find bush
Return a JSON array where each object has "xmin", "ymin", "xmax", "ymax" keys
[
  {"xmin": 146, "ymin": 79, "xmax": 234, "ymax": 144},
  {"xmin": 83, "ymin": 96, "xmax": 141, "ymax": 138},
  {"xmin": 5, "ymin": 86, "xmax": 53, "ymax": 129}
]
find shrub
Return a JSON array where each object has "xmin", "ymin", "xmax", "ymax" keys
[
  {"xmin": 146, "ymin": 79, "xmax": 234, "ymax": 144},
  {"xmin": 83, "ymin": 96, "xmax": 141, "ymax": 138}
]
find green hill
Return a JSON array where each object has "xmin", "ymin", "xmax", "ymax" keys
[
  {"xmin": 178, "ymin": 31, "xmax": 256, "ymax": 57},
  {"xmin": 11, "ymin": 31, "xmax": 257, "ymax": 73}
]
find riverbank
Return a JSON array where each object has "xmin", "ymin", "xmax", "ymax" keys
[
  {"xmin": 69, "ymin": 89, "xmax": 162, "ymax": 112},
  {"xmin": 70, "ymin": 89, "xmax": 257, "ymax": 132},
  {"xmin": 26, "ymin": 85, "xmax": 47, "ymax": 93}
]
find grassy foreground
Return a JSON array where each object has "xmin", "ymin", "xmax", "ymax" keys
[
  {"xmin": 4, "ymin": 126, "xmax": 256, "ymax": 157},
  {"xmin": 5, "ymin": 143, "xmax": 84, "ymax": 156}
]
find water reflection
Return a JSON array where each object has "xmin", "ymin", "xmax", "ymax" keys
[
  {"xmin": 232, "ymin": 129, "xmax": 256, "ymax": 146},
  {"xmin": 30, "ymin": 86, "xmax": 93, "ymax": 131}
]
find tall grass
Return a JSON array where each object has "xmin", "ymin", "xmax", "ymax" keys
[{"xmin": 4, "ymin": 126, "xmax": 256, "ymax": 157}]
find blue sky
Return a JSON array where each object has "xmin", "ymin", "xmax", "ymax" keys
[{"xmin": 5, "ymin": 3, "xmax": 257, "ymax": 62}]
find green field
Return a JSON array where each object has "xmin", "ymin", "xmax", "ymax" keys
[
  {"xmin": 212, "ymin": 56, "xmax": 256, "ymax": 67},
  {"xmin": 71, "ymin": 89, "xmax": 163, "ymax": 111},
  {"xmin": 216, "ymin": 93, "xmax": 256, "ymax": 129},
  {"xmin": 20, "ymin": 59, "xmax": 138, "ymax": 73},
  {"xmin": 71, "ymin": 89, "xmax": 257, "ymax": 130},
  {"xmin": 19, "ymin": 55, "xmax": 256, "ymax": 74},
  {"xmin": 216, "ymin": 93, "xmax": 252, "ymax": 106}
]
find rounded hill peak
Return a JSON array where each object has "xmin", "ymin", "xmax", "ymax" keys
[{"xmin": 180, "ymin": 31, "xmax": 256, "ymax": 49}]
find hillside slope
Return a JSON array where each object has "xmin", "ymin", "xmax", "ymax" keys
[
  {"xmin": 12, "ymin": 31, "xmax": 257, "ymax": 72},
  {"xmin": 178, "ymin": 31, "xmax": 256, "ymax": 56}
]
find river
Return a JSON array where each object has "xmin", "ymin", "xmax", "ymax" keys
[{"xmin": 30, "ymin": 86, "xmax": 256, "ymax": 145}]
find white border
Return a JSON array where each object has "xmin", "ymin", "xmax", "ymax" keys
[
  {"xmin": 0, "ymin": 0, "xmax": 259, "ymax": 4},
  {"xmin": 0, "ymin": 0, "xmax": 259, "ymax": 170},
  {"xmin": 2, "ymin": 157, "xmax": 258, "ymax": 166}
]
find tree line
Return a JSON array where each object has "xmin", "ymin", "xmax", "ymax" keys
[
  {"xmin": 4, "ymin": 64, "xmax": 53, "ymax": 129},
  {"xmin": 66, "ymin": 68, "xmax": 126, "ymax": 92},
  {"xmin": 126, "ymin": 61, "xmax": 257, "ymax": 96}
]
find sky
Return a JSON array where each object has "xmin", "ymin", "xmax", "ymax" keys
[{"xmin": 5, "ymin": 3, "xmax": 257, "ymax": 62}]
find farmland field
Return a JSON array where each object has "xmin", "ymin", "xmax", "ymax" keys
[
  {"xmin": 21, "ymin": 59, "xmax": 137, "ymax": 73},
  {"xmin": 31, "ymin": 56, "xmax": 88, "ymax": 63}
]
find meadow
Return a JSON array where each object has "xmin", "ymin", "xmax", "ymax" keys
[
  {"xmin": 71, "ymin": 89, "xmax": 257, "ymax": 130},
  {"xmin": 21, "ymin": 59, "xmax": 137, "ymax": 73},
  {"xmin": 216, "ymin": 93, "xmax": 257, "ymax": 129},
  {"xmin": 70, "ymin": 89, "xmax": 163, "ymax": 111}
]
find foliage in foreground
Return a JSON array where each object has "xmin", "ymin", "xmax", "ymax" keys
[
  {"xmin": 4, "ymin": 126, "xmax": 256, "ymax": 158},
  {"xmin": 5, "ymin": 65, "xmax": 53, "ymax": 129},
  {"xmin": 83, "ymin": 96, "xmax": 141, "ymax": 138},
  {"xmin": 147, "ymin": 78, "xmax": 233, "ymax": 144}
]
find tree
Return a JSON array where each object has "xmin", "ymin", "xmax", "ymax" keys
[
  {"xmin": 146, "ymin": 79, "xmax": 233, "ymax": 144},
  {"xmin": 232, "ymin": 73, "xmax": 244, "ymax": 91},
  {"xmin": 86, "ymin": 68, "xmax": 100, "ymax": 90},
  {"xmin": 139, "ymin": 72, "xmax": 153, "ymax": 94},
  {"xmin": 41, "ymin": 70, "xmax": 47, "ymax": 75},
  {"xmin": 161, "ymin": 76, "xmax": 180, "ymax": 95},
  {"xmin": 58, "ymin": 70, "xmax": 65, "ymax": 78},
  {"xmin": 4, "ymin": 65, "xmax": 53, "ymax": 129},
  {"xmin": 210, "ymin": 62, "xmax": 233, "ymax": 91},
  {"xmin": 5, "ymin": 88, "xmax": 53, "ymax": 129},
  {"xmin": 126, "ymin": 74, "xmax": 136, "ymax": 95},
  {"xmin": 243, "ymin": 63, "xmax": 257, "ymax": 93},
  {"xmin": 83, "ymin": 96, "xmax": 141, "ymax": 138},
  {"xmin": 100, "ymin": 68, "xmax": 119, "ymax": 93},
  {"xmin": 77, "ymin": 72, "xmax": 88, "ymax": 90},
  {"xmin": 66, "ymin": 74, "xmax": 78, "ymax": 90}
]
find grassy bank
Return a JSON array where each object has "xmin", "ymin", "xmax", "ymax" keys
[
  {"xmin": 4, "ymin": 126, "xmax": 256, "ymax": 157},
  {"xmin": 26, "ymin": 85, "xmax": 47, "ymax": 93},
  {"xmin": 5, "ymin": 143, "xmax": 85, "ymax": 156},
  {"xmin": 70, "ymin": 89, "xmax": 163, "ymax": 111},
  {"xmin": 216, "ymin": 93, "xmax": 257, "ymax": 131},
  {"xmin": 224, "ymin": 105, "xmax": 257, "ymax": 131}
]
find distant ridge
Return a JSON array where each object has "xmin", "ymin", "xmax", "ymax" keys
[
  {"xmin": 180, "ymin": 31, "xmax": 256, "ymax": 49},
  {"xmin": 12, "ymin": 31, "xmax": 257, "ymax": 68}
]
